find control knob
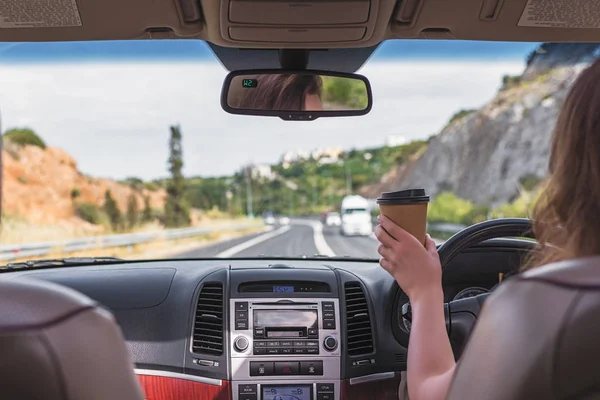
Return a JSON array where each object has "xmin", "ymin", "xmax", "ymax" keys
[
  {"xmin": 234, "ymin": 336, "xmax": 249, "ymax": 352},
  {"xmin": 323, "ymin": 336, "xmax": 338, "ymax": 351}
]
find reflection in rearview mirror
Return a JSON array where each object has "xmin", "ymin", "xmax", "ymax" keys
[{"xmin": 222, "ymin": 71, "xmax": 372, "ymax": 120}]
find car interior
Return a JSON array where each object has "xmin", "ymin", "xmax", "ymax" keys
[{"xmin": 2, "ymin": 1, "xmax": 600, "ymax": 400}]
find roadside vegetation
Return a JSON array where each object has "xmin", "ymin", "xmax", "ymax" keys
[
  {"xmin": 321, "ymin": 76, "xmax": 369, "ymax": 110},
  {"xmin": 3, "ymin": 128, "xmax": 46, "ymax": 149}
]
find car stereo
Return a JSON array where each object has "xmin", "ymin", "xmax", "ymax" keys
[{"xmin": 230, "ymin": 297, "xmax": 341, "ymax": 400}]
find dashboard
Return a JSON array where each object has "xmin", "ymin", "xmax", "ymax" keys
[{"xmin": 0, "ymin": 238, "xmax": 531, "ymax": 400}]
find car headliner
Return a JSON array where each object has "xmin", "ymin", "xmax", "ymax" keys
[{"xmin": 1, "ymin": 0, "xmax": 598, "ymax": 72}]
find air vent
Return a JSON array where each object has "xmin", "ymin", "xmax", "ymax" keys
[
  {"xmin": 344, "ymin": 282, "xmax": 374, "ymax": 356},
  {"xmin": 192, "ymin": 282, "xmax": 224, "ymax": 356},
  {"xmin": 395, "ymin": 353, "xmax": 407, "ymax": 364}
]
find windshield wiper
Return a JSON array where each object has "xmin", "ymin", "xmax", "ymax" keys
[{"xmin": 1, "ymin": 257, "xmax": 123, "ymax": 270}]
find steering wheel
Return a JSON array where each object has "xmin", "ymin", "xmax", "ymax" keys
[{"xmin": 391, "ymin": 218, "xmax": 534, "ymax": 355}]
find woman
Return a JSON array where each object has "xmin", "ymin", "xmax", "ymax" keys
[
  {"xmin": 234, "ymin": 74, "xmax": 323, "ymax": 111},
  {"xmin": 375, "ymin": 59, "xmax": 600, "ymax": 400}
]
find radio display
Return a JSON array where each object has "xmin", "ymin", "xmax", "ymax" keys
[
  {"xmin": 262, "ymin": 385, "xmax": 312, "ymax": 400},
  {"xmin": 273, "ymin": 286, "xmax": 294, "ymax": 293},
  {"xmin": 254, "ymin": 310, "xmax": 318, "ymax": 328}
]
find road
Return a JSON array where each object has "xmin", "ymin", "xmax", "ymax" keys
[{"xmin": 175, "ymin": 220, "xmax": 380, "ymax": 259}]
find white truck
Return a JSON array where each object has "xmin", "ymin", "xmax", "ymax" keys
[{"xmin": 340, "ymin": 195, "xmax": 373, "ymax": 236}]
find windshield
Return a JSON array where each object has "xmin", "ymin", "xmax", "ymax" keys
[
  {"xmin": 0, "ymin": 39, "xmax": 578, "ymax": 265},
  {"xmin": 342, "ymin": 209, "xmax": 368, "ymax": 214}
]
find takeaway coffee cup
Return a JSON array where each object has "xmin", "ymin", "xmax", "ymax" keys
[{"xmin": 376, "ymin": 189, "xmax": 430, "ymax": 245}]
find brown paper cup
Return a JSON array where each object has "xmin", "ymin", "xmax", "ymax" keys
[
  {"xmin": 379, "ymin": 203, "xmax": 428, "ymax": 245},
  {"xmin": 377, "ymin": 189, "xmax": 430, "ymax": 245}
]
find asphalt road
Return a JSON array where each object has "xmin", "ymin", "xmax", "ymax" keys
[{"xmin": 175, "ymin": 221, "xmax": 380, "ymax": 259}]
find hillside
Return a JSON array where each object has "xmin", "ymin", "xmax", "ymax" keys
[
  {"xmin": 3, "ymin": 142, "xmax": 165, "ymax": 228},
  {"xmin": 380, "ymin": 43, "xmax": 600, "ymax": 206}
]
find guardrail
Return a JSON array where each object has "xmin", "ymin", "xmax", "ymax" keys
[{"xmin": 0, "ymin": 223, "xmax": 258, "ymax": 262}]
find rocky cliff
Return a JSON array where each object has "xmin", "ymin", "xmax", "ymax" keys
[
  {"xmin": 368, "ymin": 43, "xmax": 600, "ymax": 206},
  {"xmin": 3, "ymin": 143, "xmax": 165, "ymax": 227}
]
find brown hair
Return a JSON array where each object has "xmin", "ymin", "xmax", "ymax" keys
[
  {"xmin": 525, "ymin": 59, "xmax": 600, "ymax": 269},
  {"xmin": 237, "ymin": 74, "xmax": 322, "ymax": 111}
]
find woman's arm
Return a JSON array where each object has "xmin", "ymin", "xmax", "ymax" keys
[
  {"xmin": 408, "ymin": 287, "xmax": 455, "ymax": 400},
  {"xmin": 375, "ymin": 216, "xmax": 455, "ymax": 400}
]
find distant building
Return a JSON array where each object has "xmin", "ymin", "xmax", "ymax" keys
[
  {"xmin": 281, "ymin": 150, "xmax": 310, "ymax": 163},
  {"xmin": 249, "ymin": 164, "xmax": 275, "ymax": 180},
  {"xmin": 311, "ymin": 147, "xmax": 343, "ymax": 161},
  {"xmin": 385, "ymin": 136, "xmax": 408, "ymax": 147}
]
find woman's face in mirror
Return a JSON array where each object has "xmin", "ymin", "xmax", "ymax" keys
[{"xmin": 304, "ymin": 93, "xmax": 323, "ymax": 111}]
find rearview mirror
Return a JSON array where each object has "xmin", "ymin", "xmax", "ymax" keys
[{"xmin": 221, "ymin": 70, "xmax": 372, "ymax": 121}]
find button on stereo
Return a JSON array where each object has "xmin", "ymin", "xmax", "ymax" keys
[
  {"xmin": 317, "ymin": 382, "xmax": 334, "ymax": 400},
  {"xmin": 239, "ymin": 384, "xmax": 258, "ymax": 400},
  {"xmin": 317, "ymin": 394, "xmax": 334, "ymax": 400},
  {"xmin": 234, "ymin": 302, "xmax": 249, "ymax": 330},
  {"xmin": 317, "ymin": 383, "xmax": 334, "ymax": 393},
  {"xmin": 274, "ymin": 361, "xmax": 299, "ymax": 375},
  {"xmin": 323, "ymin": 336, "xmax": 338, "ymax": 352},
  {"xmin": 253, "ymin": 340, "xmax": 320, "ymax": 355},
  {"xmin": 300, "ymin": 361, "xmax": 323, "ymax": 375},
  {"xmin": 250, "ymin": 362, "xmax": 273, "ymax": 376},
  {"xmin": 250, "ymin": 361, "xmax": 323, "ymax": 376},
  {"xmin": 234, "ymin": 336, "xmax": 249, "ymax": 352},
  {"xmin": 321, "ymin": 302, "xmax": 336, "ymax": 330}
]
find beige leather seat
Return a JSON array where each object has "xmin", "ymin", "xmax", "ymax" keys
[
  {"xmin": 0, "ymin": 278, "xmax": 144, "ymax": 400},
  {"xmin": 447, "ymin": 256, "xmax": 600, "ymax": 400}
]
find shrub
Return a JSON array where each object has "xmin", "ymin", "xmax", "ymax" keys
[
  {"xmin": 71, "ymin": 187, "xmax": 81, "ymax": 200},
  {"xmin": 428, "ymin": 192, "xmax": 477, "ymax": 225},
  {"xmin": 448, "ymin": 109, "xmax": 477, "ymax": 125},
  {"xmin": 3, "ymin": 128, "xmax": 46, "ymax": 149},
  {"xmin": 501, "ymin": 75, "xmax": 521, "ymax": 90},
  {"xmin": 17, "ymin": 176, "xmax": 27, "ymax": 184},
  {"xmin": 143, "ymin": 182, "xmax": 160, "ymax": 191},
  {"xmin": 103, "ymin": 190, "xmax": 123, "ymax": 231},
  {"xmin": 519, "ymin": 174, "xmax": 542, "ymax": 192},
  {"xmin": 75, "ymin": 202, "xmax": 108, "ymax": 225},
  {"xmin": 126, "ymin": 194, "xmax": 139, "ymax": 229}
]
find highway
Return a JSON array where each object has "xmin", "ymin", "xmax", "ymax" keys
[{"xmin": 175, "ymin": 220, "xmax": 380, "ymax": 259}]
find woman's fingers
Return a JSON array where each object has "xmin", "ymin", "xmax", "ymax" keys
[
  {"xmin": 379, "ymin": 257, "xmax": 393, "ymax": 273},
  {"xmin": 374, "ymin": 224, "xmax": 397, "ymax": 248},
  {"xmin": 379, "ymin": 215, "xmax": 411, "ymax": 241},
  {"xmin": 377, "ymin": 243, "xmax": 394, "ymax": 260},
  {"xmin": 425, "ymin": 234, "xmax": 441, "ymax": 258}
]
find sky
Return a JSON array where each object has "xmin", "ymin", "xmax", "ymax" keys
[{"xmin": 0, "ymin": 40, "xmax": 539, "ymax": 180}]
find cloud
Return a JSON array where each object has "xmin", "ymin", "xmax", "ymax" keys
[{"xmin": 0, "ymin": 60, "xmax": 525, "ymax": 180}]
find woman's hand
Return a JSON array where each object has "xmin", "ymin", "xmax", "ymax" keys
[{"xmin": 374, "ymin": 215, "xmax": 443, "ymax": 303}]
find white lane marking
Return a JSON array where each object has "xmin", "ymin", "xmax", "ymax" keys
[
  {"xmin": 293, "ymin": 219, "xmax": 336, "ymax": 257},
  {"xmin": 216, "ymin": 225, "xmax": 291, "ymax": 257}
]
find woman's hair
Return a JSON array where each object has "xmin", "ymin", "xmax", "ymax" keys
[
  {"xmin": 237, "ymin": 74, "xmax": 322, "ymax": 111},
  {"xmin": 525, "ymin": 60, "xmax": 600, "ymax": 269}
]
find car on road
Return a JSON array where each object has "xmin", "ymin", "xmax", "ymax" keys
[
  {"xmin": 340, "ymin": 196, "xmax": 373, "ymax": 236},
  {"xmin": 324, "ymin": 212, "xmax": 341, "ymax": 227},
  {"xmin": 263, "ymin": 212, "xmax": 277, "ymax": 225},
  {"xmin": 278, "ymin": 216, "xmax": 291, "ymax": 225}
]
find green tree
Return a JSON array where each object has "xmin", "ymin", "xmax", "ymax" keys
[
  {"xmin": 75, "ymin": 202, "xmax": 107, "ymax": 225},
  {"xmin": 103, "ymin": 189, "xmax": 122, "ymax": 231},
  {"xmin": 126, "ymin": 193, "xmax": 139, "ymax": 229},
  {"xmin": 3, "ymin": 128, "xmax": 46, "ymax": 149},
  {"xmin": 164, "ymin": 125, "xmax": 190, "ymax": 227},
  {"xmin": 142, "ymin": 196, "xmax": 153, "ymax": 223}
]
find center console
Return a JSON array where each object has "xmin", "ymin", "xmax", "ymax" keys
[{"xmin": 229, "ymin": 273, "xmax": 341, "ymax": 400}]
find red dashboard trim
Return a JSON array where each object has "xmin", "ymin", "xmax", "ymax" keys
[{"xmin": 137, "ymin": 374, "xmax": 232, "ymax": 400}]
